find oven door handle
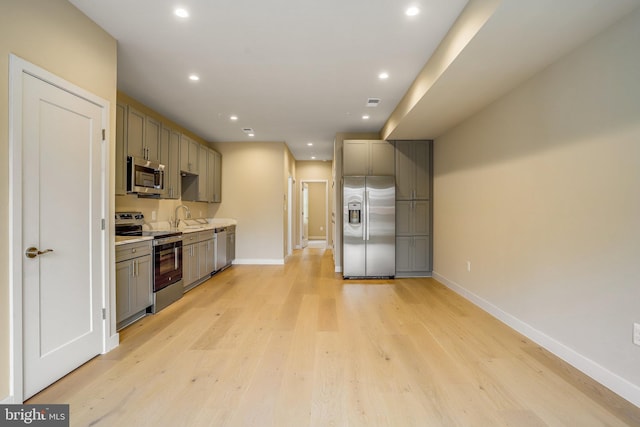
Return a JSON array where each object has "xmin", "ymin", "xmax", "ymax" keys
[{"xmin": 175, "ymin": 247, "xmax": 179, "ymax": 270}]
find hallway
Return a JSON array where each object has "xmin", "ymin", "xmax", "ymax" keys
[{"xmin": 29, "ymin": 247, "xmax": 639, "ymax": 426}]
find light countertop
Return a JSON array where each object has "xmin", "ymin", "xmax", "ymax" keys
[
  {"xmin": 115, "ymin": 218, "xmax": 237, "ymax": 245},
  {"xmin": 115, "ymin": 235, "xmax": 153, "ymax": 246}
]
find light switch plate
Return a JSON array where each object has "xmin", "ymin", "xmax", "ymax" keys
[{"xmin": 633, "ymin": 323, "xmax": 640, "ymax": 346}]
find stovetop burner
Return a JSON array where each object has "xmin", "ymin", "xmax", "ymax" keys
[{"xmin": 115, "ymin": 211, "xmax": 181, "ymax": 239}]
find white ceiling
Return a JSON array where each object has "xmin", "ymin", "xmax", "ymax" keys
[{"xmin": 68, "ymin": 0, "xmax": 640, "ymax": 161}]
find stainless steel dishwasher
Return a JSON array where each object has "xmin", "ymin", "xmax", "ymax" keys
[{"xmin": 214, "ymin": 227, "xmax": 227, "ymax": 271}]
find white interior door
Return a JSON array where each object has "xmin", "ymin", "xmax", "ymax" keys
[
  {"xmin": 22, "ymin": 72, "xmax": 104, "ymax": 399},
  {"xmin": 301, "ymin": 182, "xmax": 309, "ymax": 248}
]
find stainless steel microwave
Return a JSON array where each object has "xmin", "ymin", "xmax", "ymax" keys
[{"xmin": 127, "ymin": 156, "xmax": 165, "ymax": 196}]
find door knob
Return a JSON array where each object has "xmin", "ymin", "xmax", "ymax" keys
[{"xmin": 25, "ymin": 247, "xmax": 54, "ymax": 259}]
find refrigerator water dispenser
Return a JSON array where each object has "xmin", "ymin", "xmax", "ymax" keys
[{"xmin": 348, "ymin": 202, "xmax": 361, "ymax": 224}]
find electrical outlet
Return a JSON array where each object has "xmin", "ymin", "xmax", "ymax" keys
[
  {"xmin": 466, "ymin": 261, "xmax": 471, "ymax": 272},
  {"xmin": 151, "ymin": 210, "xmax": 157, "ymax": 221},
  {"xmin": 633, "ymin": 323, "xmax": 640, "ymax": 346}
]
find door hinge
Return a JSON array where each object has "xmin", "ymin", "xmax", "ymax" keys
[
  {"xmin": 102, "ymin": 129, "xmax": 106, "ymax": 141},
  {"xmin": 101, "ymin": 218, "xmax": 105, "ymax": 230},
  {"xmin": 102, "ymin": 308, "xmax": 106, "ymax": 320}
]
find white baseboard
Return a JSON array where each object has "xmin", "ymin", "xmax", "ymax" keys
[
  {"xmin": 103, "ymin": 333, "xmax": 119, "ymax": 353},
  {"xmin": 233, "ymin": 258, "xmax": 285, "ymax": 265},
  {"xmin": 1, "ymin": 395, "xmax": 16, "ymax": 404},
  {"xmin": 433, "ymin": 271, "xmax": 640, "ymax": 408}
]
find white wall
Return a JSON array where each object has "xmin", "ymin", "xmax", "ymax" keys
[
  {"xmin": 0, "ymin": 0, "xmax": 117, "ymax": 400},
  {"xmin": 433, "ymin": 9, "xmax": 640, "ymax": 405},
  {"xmin": 209, "ymin": 141, "xmax": 286, "ymax": 264}
]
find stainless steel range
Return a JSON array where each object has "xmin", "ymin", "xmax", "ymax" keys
[{"xmin": 115, "ymin": 212, "xmax": 183, "ymax": 313}]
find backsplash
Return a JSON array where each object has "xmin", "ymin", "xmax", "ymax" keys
[{"xmin": 115, "ymin": 194, "xmax": 219, "ymax": 224}]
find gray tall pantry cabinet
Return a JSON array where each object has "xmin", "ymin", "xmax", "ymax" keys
[{"xmin": 394, "ymin": 140, "xmax": 432, "ymax": 276}]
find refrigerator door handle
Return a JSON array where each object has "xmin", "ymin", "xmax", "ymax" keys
[
  {"xmin": 366, "ymin": 190, "xmax": 370, "ymax": 241},
  {"xmin": 362, "ymin": 190, "xmax": 367, "ymax": 241}
]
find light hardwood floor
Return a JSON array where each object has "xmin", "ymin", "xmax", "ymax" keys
[{"xmin": 29, "ymin": 247, "xmax": 639, "ymax": 426}]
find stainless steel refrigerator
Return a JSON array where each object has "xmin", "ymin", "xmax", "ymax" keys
[{"xmin": 343, "ymin": 176, "xmax": 395, "ymax": 278}]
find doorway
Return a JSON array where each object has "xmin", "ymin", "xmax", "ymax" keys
[
  {"xmin": 299, "ymin": 180, "xmax": 328, "ymax": 249},
  {"xmin": 287, "ymin": 176, "xmax": 294, "ymax": 256},
  {"xmin": 301, "ymin": 182, "xmax": 309, "ymax": 248},
  {"xmin": 9, "ymin": 55, "xmax": 110, "ymax": 401}
]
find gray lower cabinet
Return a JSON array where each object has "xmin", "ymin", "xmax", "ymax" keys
[
  {"xmin": 396, "ymin": 236, "xmax": 430, "ymax": 274},
  {"xmin": 226, "ymin": 225, "xmax": 236, "ymax": 266},
  {"xmin": 183, "ymin": 241, "xmax": 199, "ymax": 290},
  {"xmin": 183, "ymin": 230, "xmax": 215, "ymax": 291},
  {"xmin": 396, "ymin": 201, "xmax": 431, "ymax": 276},
  {"xmin": 116, "ymin": 241, "xmax": 152, "ymax": 330},
  {"xmin": 199, "ymin": 238, "xmax": 215, "ymax": 277}
]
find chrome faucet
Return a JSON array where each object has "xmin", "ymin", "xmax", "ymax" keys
[{"xmin": 174, "ymin": 205, "xmax": 191, "ymax": 228}]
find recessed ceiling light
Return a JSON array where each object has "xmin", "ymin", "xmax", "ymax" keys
[
  {"xmin": 248, "ymin": 133, "xmax": 255, "ymax": 137},
  {"xmin": 188, "ymin": 74, "xmax": 199, "ymax": 81},
  {"xmin": 362, "ymin": 115, "xmax": 370, "ymax": 120},
  {"xmin": 230, "ymin": 115, "xmax": 238, "ymax": 121},
  {"xmin": 174, "ymin": 8, "xmax": 189, "ymax": 18},
  {"xmin": 307, "ymin": 142, "xmax": 313, "ymax": 146},
  {"xmin": 405, "ymin": 6, "xmax": 420, "ymax": 16},
  {"xmin": 311, "ymin": 156, "xmax": 316, "ymax": 160},
  {"xmin": 378, "ymin": 72, "xmax": 389, "ymax": 80}
]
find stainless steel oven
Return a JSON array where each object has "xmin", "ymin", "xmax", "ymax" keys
[{"xmin": 151, "ymin": 234, "xmax": 183, "ymax": 312}]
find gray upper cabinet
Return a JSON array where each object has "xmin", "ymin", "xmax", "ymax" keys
[
  {"xmin": 168, "ymin": 129, "xmax": 181, "ymax": 199},
  {"xmin": 206, "ymin": 149, "xmax": 215, "ymax": 202},
  {"xmin": 181, "ymin": 144, "xmax": 222, "ymax": 203},
  {"xmin": 197, "ymin": 145, "xmax": 209, "ymax": 202},
  {"xmin": 343, "ymin": 140, "xmax": 395, "ymax": 176},
  {"xmin": 203, "ymin": 147, "xmax": 222, "ymax": 203},
  {"xmin": 116, "ymin": 98, "xmax": 222, "ymax": 203},
  {"xmin": 115, "ymin": 102, "xmax": 128, "ymax": 196},
  {"xmin": 127, "ymin": 106, "xmax": 160, "ymax": 162},
  {"xmin": 160, "ymin": 125, "xmax": 180, "ymax": 199},
  {"xmin": 126, "ymin": 106, "xmax": 144, "ymax": 160},
  {"xmin": 212, "ymin": 150, "xmax": 221, "ymax": 203},
  {"xmin": 180, "ymin": 134, "xmax": 200, "ymax": 174},
  {"xmin": 144, "ymin": 116, "xmax": 161, "ymax": 162},
  {"xmin": 395, "ymin": 140, "xmax": 430, "ymax": 200}
]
